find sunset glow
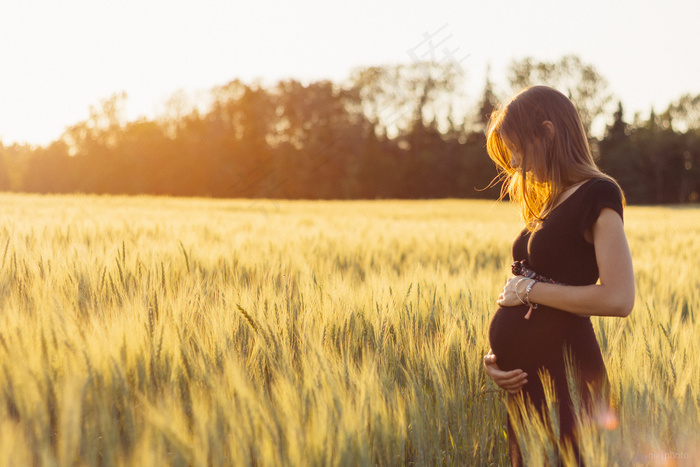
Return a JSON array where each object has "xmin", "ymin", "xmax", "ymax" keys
[{"xmin": 1, "ymin": 0, "xmax": 699, "ymax": 146}]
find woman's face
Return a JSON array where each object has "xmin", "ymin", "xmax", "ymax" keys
[
  {"xmin": 501, "ymin": 133, "xmax": 525, "ymax": 171},
  {"xmin": 501, "ymin": 132, "xmax": 546, "ymax": 182}
]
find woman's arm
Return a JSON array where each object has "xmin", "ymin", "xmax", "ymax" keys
[{"xmin": 497, "ymin": 207, "xmax": 635, "ymax": 317}]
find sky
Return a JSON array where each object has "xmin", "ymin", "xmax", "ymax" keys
[{"xmin": 1, "ymin": 0, "xmax": 699, "ymax": 146}]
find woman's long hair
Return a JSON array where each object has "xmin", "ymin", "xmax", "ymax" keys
[{"xmin": 486, "ymin": 85, "xmax": 622, "ymax": 228}]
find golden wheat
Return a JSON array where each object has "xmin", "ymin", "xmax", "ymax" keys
[{"xmin": 0, "ymin": 193, "xmax": 697, "ymax": 466}]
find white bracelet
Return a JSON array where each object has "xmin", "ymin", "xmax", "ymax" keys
[{"xmin": 524, "ymin": 279, "xmax": 538, "ymax": 309}]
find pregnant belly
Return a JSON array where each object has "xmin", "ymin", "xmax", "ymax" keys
[{"xmin": 488, "ymin": 305, "xmax": 569, "ymax": 372}]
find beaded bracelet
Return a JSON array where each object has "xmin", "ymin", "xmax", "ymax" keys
[
  {"xmin": 514, "ymin": 277, "xmax": 530, "ymax": 306},
  {"xmin": 524, "ymin": 279, "xmax": 537, "ymax": 308}
]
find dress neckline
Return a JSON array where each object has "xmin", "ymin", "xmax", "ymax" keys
[
  {"xmin": 522, "ymin": 178, "xmax": 601, "ymax": 233},
  {"xmin": 549, "ymin": 178, "xmax": 596, "ymax": 213}
]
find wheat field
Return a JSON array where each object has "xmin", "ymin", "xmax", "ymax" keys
[{"xmin": 0, "ymin": 193, "xmax": 697, "ymax": 466}]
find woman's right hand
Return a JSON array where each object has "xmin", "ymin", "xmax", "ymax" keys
[{"xmin": 483, "ymin": 349, "xmax": 528, "ymax": 394}]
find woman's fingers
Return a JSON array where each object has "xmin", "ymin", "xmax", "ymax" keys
[
  {"xmin": 496, "ymin": 275, "xmax": 529, "ymax": 307},
  {"xmin": 483, "ymin": 353, "xmax": 528, "ymax": 393},
  {"xmin": 487, "ymin": 365, "xmax": 528, "ymax": 387},
  {"xmin": 494, "ymin": 369, "xmax": 528, "ymax": 390}
]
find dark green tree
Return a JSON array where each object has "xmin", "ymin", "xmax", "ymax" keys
[
  {"xmin": 598, "ymin": 102, "xmax": 649, "ymax": 203},
  {"xmin": 476, "ymin": 66, "xmax": 499, "ymax": 131}
]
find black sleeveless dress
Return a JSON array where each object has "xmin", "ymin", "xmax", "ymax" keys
[{"xmin": 488, "ymin": 178, "xmax": 624, "ymax": 466}]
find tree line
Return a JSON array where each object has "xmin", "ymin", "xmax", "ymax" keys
[{"xmin": 1, "ymin": 55, "xmax": 699, "ymax": 204}]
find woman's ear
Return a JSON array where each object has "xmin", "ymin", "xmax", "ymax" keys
[{"xmin": 542, "ymin": 120, "xmax": 555, "ymax": 139}]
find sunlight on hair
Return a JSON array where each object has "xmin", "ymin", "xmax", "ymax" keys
[{"xmin": 486, "ymin": 86, "xmax": 625, "ymax": 229}]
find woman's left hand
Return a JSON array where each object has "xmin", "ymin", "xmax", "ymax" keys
[{"xmin": 497, "ymin": 275, "xmax": 527, "ymax": 307}]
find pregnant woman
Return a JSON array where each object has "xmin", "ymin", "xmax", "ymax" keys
[{"xmin": 481, "ymin": 86, "xmax": 634, "ymax": 466}]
